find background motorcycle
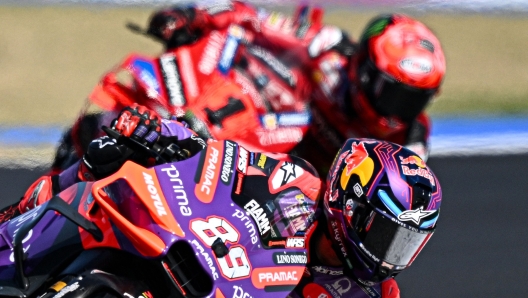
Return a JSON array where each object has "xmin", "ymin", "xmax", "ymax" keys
[{"xmin": 52, "ymin": 24, "xmax": 312, "ymax": 174}]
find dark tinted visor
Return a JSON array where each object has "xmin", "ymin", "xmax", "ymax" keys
[
  {"xmin": 345, "ymin": 201, "xmax": 433, "ymax": 266},
  {"xmin": 358, "ymin": 58, "xmax": 436, "ymax": 122}
]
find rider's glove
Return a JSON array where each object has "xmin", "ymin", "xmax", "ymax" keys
[
  {"xmin": 81, "ymin": 136, "xmax": 134, "ymax": 180},
  {"xmin": 111, "ymin": 104, "xmax": 162, "ymax": 148}
]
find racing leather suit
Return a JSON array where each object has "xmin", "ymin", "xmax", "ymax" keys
[
  {"xmin": 236, "ymin": 148, "xmax": 400, "ymax": 298},
  {"xmin": 150, "ymin": 1, "xmax": 431, "ymax": 176}
]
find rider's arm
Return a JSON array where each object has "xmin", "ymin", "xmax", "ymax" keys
[{"xmin": 17, "ymin": 105, "xmax": 206, "ymax": 214}]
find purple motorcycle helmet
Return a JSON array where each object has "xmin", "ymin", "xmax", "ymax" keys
[{"xmin": 323, "ymin": 138, "xmax": 441, "ymax": 286}]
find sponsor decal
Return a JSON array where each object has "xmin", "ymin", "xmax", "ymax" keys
[
  {"xmin": 296, "ymin": 22, "xmax": 310, "ymax": 38},
  {"xmin": 273, "ymin": 252, "xmax": 308, "ymax": 265},
  {"xmin": 277, "ymin": 112, "xmax": 311, "ymax": 127},
  {"xmin": 221, "ymin": 140, "xmax": 236, "ymax": 185},
  {"xmin": 191, "ymin": 239, "xmax": 220, "ymax": 280},
  {"xmin": 331, "ymin": 221, "xmax": 348, "ymax": 257},
  {"xmin": 202, "ymin": 2, "xmax": 233, "ymax": 15},
  {"xmin": 283, "ymin": 203, "xmax": 310, "ymax": 232},
  {"xmin": 178, "ymin": 48, "xmax": 198, "ymax": 98},
  {"xmin": 257, "ymin": 127, "xmax": 303, "ymax": 146},
  {"xmin": 237, "ymin": 147, "xmax": 249, "ymax": 174},
  {"xmin": 345, "ymin": 142, "xmax": 368, "ymax": 176},
  {"xmin": 232, "ymin": 208, "xmax": 259, "ymax": 245},
  {"xmin": 244, "ymin": 199, "xmax": 271, "ymax": 235},
  {"xmin": 251, "ymin": 267, "xmax": 304, "ymax": 289},
  {"xmin": 53, "ymin": 282, "xmax": 80, "ymax": 298},
  {"xmin": 93, "ymin": 136, "xmax": 116, "ymax": 148},
  {"xmin": 265, "ymin": 12, "xmax": 285, "ymax": 29},
  {"xmin": 143, "ymin": 172, "xmax": 167, "ymax": 216},
  {"xmin": 359, "ymin": 242, "xmax": 380, "ymax": 262},
  {"xmin": 199, "ymin": 31, "xmax": 224, "ymax": 75},
  {"xmin": 139, "ymin": 69, "xmax": 160, "ymax": 98},
  {"xmin": 340, "ymin": 142, "xmax": 374, "ymax": 190},
  {"xmin": 401, "ymin": 165, "xmax": 436, "ymax": 186},
  {"xmin": 271, "ymin": 161, "xmax": 304, "ymax": 190},
  {"xmin": 249, "ymin": 152, "xmax": 255, "ymax": 166},
  {"xmin": 234, "ymin": 172, "xmax": 245, "ymax": 195},
  {"xmin": 161, "ymin": 165, "xmax": 192, "ymax": 216},
  {"xmin": 399, "ymin": 155, "xmax": 427, "ymax": 168},
  {"xmin": 126, "ymin": 292, "xmax": 154, "ymax": 298},
  {"xmin": 324, "ymin": 277, "xmax": 353, "ymax": 296},
  {"xmin": 398, "ymin": 207, "xmax": 436, "ymax": 225},
  {"xmin": 268, "ymin": 240, "xmax": 287, "ymax": 247},
  {"xmin": 232, "ymin": 285, "xmax": 254, "ymax": 298},
  {"xmin": 308, "ymin": 26, "xmax": 343, "ymax": 58},
  {"xmin": 353, "ymin": 183, "xmax": 364, "ymax": 197},
  {"xmin": 399, "ymin": 57, "xmax": 433, "ymax": 74},
  {"xmin": 247, "ymin": 45, "xmax": 296, "ymax": 87},
  {"xmin": 132, "ymin": 58, "xmax": 161, "ymax": 95},
  {"xmin": 286, "ymin": 237, "xmax": 305, "ymax": 248},
  {"xmin": 195, "ymin": 142, "xmax": 223, "ymax": 203},
  {"xmin": 218, "ymin": 26, "xmax": 243, "ymax": 74},
  {"xmin": 160, "ymin": 54, "xmax": 186, "ymax": 106},
  {"xmin": 262, "ymin": 114, "xmax": 278, "ymax": 130},
  {"xmin": 257, "ymin": 154, "xmax": 267, "ymax": 169},
  {"xmin": 312, "ymin": 266, "xmax": 343, "ymax": 275}
]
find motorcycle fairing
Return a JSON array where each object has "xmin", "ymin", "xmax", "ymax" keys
[
  {"xmin": 0, "ymin": 140, "xmax": 320, "ymax": 297},
  {"xmin": 0, "ymin": 183, "xmax": 94, "ymax": 289}
]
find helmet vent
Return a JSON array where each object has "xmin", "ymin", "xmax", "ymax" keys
[
  {"xmin": 412, "ymin": 184, "xmax": 432, "ymax": 210},
  {"xmin": 419, "ymin": 39, "xmax": 435, "ymax": 53}
]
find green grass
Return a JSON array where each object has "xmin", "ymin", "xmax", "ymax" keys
[{"xmin": 1, "ymin": 6, "xmax": 527, "ymax": 125}]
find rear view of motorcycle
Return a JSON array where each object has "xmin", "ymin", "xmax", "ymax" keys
[
  {"xmin": 0, "ymin": 126, "xmax": 322, "ymax": 298},
  {"xmin": 51, "ymin": 23, "xmax": 312, "ymax": 174}
]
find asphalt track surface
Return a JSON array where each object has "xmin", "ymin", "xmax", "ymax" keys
[{"xmin": 1, "ymin": 154, "xmax": 528, "ymax": 297}]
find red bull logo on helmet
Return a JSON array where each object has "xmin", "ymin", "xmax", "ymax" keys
[
  {"xmin": 400, "ymin": 155, "xmax": 435, "ymax": 186},
  {"xmin": 399, "ymin": 155, "xmax": 427, "ymax": 168},
  {"xmin": 340, "ymin": 142, "xmax": 374, "ymax": 190}
]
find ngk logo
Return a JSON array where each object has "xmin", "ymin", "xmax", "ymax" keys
[{"xmin": 143, "ymin": 172, "xmax": 167, "ymax": 216}]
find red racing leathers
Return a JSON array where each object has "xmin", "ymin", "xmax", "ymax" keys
[{"xmin": 153, "ymin": 1, "xmax": 432, "ymax": 176}]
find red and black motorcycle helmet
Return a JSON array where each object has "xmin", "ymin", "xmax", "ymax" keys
[
  {"xmin": 323, "ymin": 138, "xmax": 441, "ymax": 286},
  {"xmin": 349, "ymin": 14, "xmax": 446, "ymax": 126}
]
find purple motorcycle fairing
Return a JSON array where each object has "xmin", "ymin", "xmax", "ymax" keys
[
  {"xmin": 0, "ymin": 183, "xmax": 91, "ymax": 282},
  {"xmin": 152, "ymin": 140, "xmax": 311, "ymax": 297},
  {"xmin": 0, "ymin": 140, "xmax": 316, "ymax": 297}
]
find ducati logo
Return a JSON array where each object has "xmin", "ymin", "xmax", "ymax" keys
[{"xmin": 398, "ymin": 207, "xmax": 435, "ymax": 225}]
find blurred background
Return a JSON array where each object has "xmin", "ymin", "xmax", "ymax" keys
[{"xmin": 1, "ymin": 0, "xmax": 528, "ymax": 297}]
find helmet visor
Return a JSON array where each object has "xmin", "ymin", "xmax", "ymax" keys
[
  {"xmin": 347, "ymin": 210, "xmax": 434, "ymax": 267},
  {"xmin": 358, "ymin": 58, "xmax": 436, "ymax": 122}
]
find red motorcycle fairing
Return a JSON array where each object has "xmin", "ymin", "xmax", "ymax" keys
[{"xmin": 85, "ymin": 25, "xmax": 312, "ymax": 155}]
